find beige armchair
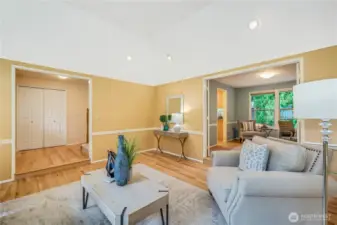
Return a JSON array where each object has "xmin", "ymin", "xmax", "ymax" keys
[
  {"xmin": 237, "ymin": 120, "xmax": 266, "ymax": 142},
  {"xmin": 278, "ymin": 120, "xmax": 296, "ymax": 140}
]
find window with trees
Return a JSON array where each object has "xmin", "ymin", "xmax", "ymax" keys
[
  {"xmin": 279, "ymin": 91, "xmax": 297, "ymax": 127},
  {"xmin": 250, "ymin": 89, "xmax": 296, "ymax": 127},
  {"xmin": 251, "ymin": 93, "xmax": 275, "ymax": 126}
]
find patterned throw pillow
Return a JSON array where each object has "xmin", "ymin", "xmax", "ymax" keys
[
  {"xmin": 242, "ymin": 121, "xmax": 255, "ymax": 131},
  {"xmin": 239, "ymin": 140, "xmax": 270, "ymax": 171}
]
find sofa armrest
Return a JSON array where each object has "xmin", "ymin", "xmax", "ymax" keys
[
  {"xmin": 212, "ymin": 150, "xmax": 240, "ymax": 167},
  {"xmin": 237, "ymin": 171, "xmax": 324, "ymax": 198}
]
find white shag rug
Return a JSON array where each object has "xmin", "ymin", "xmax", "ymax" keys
[{"xmin": 0, "ymin": 164, "xmax": 227, "ymax": 225}]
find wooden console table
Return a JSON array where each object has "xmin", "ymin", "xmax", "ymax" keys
[{"xmin": 153, "ymin": 130, "xmax": 189, "ymax": 161}]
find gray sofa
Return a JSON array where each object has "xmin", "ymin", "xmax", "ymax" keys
[{"xmin": 207, "ymin": 136, "xmax": 335, "ymax": 225}]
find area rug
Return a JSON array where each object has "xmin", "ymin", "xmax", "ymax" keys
[{"xmin": 0, "ymin": 164, "xmax": 227, "ymax": 225}]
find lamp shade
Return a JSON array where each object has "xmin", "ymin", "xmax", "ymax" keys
[
  {"xmin": 171, "ymin": 113, "xmax": 183, "ymax": 124},
  {"xmin": 293, "ymin": 79, "xmax": 337, "ymax": 119}
]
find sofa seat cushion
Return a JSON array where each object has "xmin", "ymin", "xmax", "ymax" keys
[{"xmin": 207, "ymin": 167, "xmax": 240, "ymax": 203}]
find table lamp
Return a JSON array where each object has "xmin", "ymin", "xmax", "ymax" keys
[
  {"xmin": 294, "ymin": 78, "xmax": 337, "ymax": 225},
  {"xmin": 171, "ymin": 113, "xmax": 183, "ymax": 133}
]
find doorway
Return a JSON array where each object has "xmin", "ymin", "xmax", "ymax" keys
[
  {"xmin": 203, "ymin": 58, "xmax": 303, "ymax": 158},
  {"xmin": 12, "ymin": 66, "xmax": 93, "ymax": 178},
  {"xmin": 217, "ymin": 88, "xmax": 227, "ymax": 144}
]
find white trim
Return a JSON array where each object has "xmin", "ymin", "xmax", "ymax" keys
[
  {"xmin": 166, "ymin": 94, "xmax": 184, "ymax": 116},
  {"xmin": 202, "ymin": 57, "xmax": 304, "ymax": 158},
  {"xmin": 0, "ymin": 139, "xmax": 12, "ymax": 145},
  {"xmin": 182, "ymin": 130, "xmax": 203, "ymax": 135},
  {"xmin": 92, "ymin": 128, "xmax": 204, "ymax": 136},
  {"xmin": 0, "ymin": 178, "xmax": 14, "ymax": 184},
  {"xmin": 227, "ymin": 121, "xmax": 237, "ymax": 125},
  {"xmin": 11, "ymin": 65, "xmax": 93, "ymax": 177},
  {"xmin": 209, "ymin": 123, "xmax": 217, "ymax": 127},
  {"xmin": 303, "ymin": 142, "xmax": 337, "ymax": 149},
  {"xmin": 91, "ymin": 159, "xmax": 107, "ymax": 164},
  {"xmin": 93, "ymin": 127, "xmax": 158, "ymax": 136},
  {"xmin": 137, "ymin": 148, "xmax": 157, "ymax": 154},
  {"xmin": 161, "ymin": 150, "xmax": 203, "ymax": 163},
  {"xmin": 11, "ymin": 65, "xmax": 15, "ymax": 182}
]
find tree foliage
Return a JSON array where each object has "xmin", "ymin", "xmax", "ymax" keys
[{"xmin": 251, "ymin": 91, "xmax": 297, "ymax": 127}]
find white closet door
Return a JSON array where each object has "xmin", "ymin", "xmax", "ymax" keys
[
  {"xmin": 44, "ymin": 89, "xmax": 66, "ymax": 147},
  {"xmin": 17, "ymin": 87, "xmax": 44, "ymax": 150}
]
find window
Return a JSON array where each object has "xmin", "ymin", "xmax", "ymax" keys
[
  {"xmin": 251, "ymin": 93, "xmax": 275, "ymax": 126},
  {"xmin": 279, "ymin": 91, "xmax": 297, "ymax": 127}
]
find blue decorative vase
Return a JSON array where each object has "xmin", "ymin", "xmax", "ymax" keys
[
  {"xmin": 114, "ymin": 135, "xmax": 129, "ymax": 186},
  {"xmin": 163, "ymin": 123, "xmax": 169, "ymax": 131}
]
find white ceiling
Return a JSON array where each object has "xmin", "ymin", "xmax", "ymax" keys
[
  {"xmin": 215, "ymin": 63, "xmax": 296, "ymax": 88},
  {"xmin": 0, "ymin": 1, "xmax": 336, "ymax": 86}
]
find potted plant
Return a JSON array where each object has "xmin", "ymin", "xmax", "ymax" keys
[
  {"xmin": 159, "ymin": 114, "xmax": 172, "ymax": 131},
  {"xmin": 123, "ymin": 137, "xmax": 137, "ymax": 181}
]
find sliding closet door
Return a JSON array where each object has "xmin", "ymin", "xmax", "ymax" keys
[
  {"xmin": 17, "ymin": 87, "xmax": 44, "ymax": 150},
  {"xmin": 44, "ymin": 89, "xmax": 66, "ymax": 147}
]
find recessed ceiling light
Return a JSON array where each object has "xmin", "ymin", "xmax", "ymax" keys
[
  {"xmin": 249, "ymin": 20, "xmax": 259, "ymax": 30},
  {"xmin": 259, "ymin": 72, "xmax": 275, "ymax": 79},
  {"xmin": 127, "ymin": 56, "xmax": 132, "ymax": 61},
  {"xmin": 167, "ymin": 54, "xmax": 172, "ymax": 61},
  {"xmin": 58, "ymin": 75, "xmax": 68, "ymax": 79}
]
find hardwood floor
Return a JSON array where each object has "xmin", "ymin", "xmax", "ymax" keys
[
  {"xmin": 210, "ymin": 140, "xmax": 242, "ymax": 151},
  {"xmin": 2, "ymin": 150, "xmax": 337, "ymax": 224},
  {"xmin": 16, "ymin": 144, "xmax": 90, "ymax": 176},
  {"xmin": 1, "ymin": 151, "xmax": 208, "ymax": 203}
]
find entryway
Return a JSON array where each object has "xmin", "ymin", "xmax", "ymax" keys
[
  {"xmin": 13, "ymin": 67, "xmax": 92, "ymax": 179},
  {"xmin": 203, "ymin": 58, "xmax": 303, "ymax": 158}
]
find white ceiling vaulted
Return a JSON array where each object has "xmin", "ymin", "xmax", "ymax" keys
[{"xmin": 0, "ymin": 0, "xmax": 336, "ymax": 86}]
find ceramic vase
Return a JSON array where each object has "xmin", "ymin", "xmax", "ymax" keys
[
  {"xmin": 114, "ymin": 135, "xmax": 129, "ymax": 186},
  {"xmin": 163, "ymin": 122, "xmax": 169, "ymax": 131}
]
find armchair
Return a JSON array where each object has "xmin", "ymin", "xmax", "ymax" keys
[
  {"xmin": 278, "ymin": 120, "xmax": 296, "ymax": 139},
  {"xmin": 237, "ymin": 120, "xmax": 266, "ymax": 142}
]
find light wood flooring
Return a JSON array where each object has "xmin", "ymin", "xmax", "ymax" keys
[
  {"xmin": 16, "ymin": 144, "xmax": 90, "ymax": 177},
  {"xmin": 2, "ymin": 150, "xmax": 337, "ymax": 224}
]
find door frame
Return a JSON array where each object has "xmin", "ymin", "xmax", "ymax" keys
[
  {"xmin": 202, "ymin": 58, "xmax": 304, "ymax": 158},
  {"xmin": 11, "ymin": 65, "xmax": 93, "ymax": 180}
]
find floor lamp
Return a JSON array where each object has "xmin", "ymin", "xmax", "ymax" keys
[{"xmin": 294, "ymin": 79, "xmax": 337, "ymax": 225}]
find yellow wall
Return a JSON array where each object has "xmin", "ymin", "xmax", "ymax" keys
[
  {"xmin": 0, "ymin": 45, "xmax": 336, "ymax": 182},
  {"xmin": 155, "ymin": 46, "xmax": 337, "ymax": 160}
]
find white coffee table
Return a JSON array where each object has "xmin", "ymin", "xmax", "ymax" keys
[{"xmin": 81, "ymin": 164, "xmax": 169, "ymax": 225}]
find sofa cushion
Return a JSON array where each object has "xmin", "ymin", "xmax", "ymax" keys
[
  {"xmin": 252, "ymin": 136, "xmax": 307, "ymax": 172},
  {"xmin": 239, "ymin": 140, "xmax": 269, "ymax": 171},
  {"xmin": 207, "ymin": 167, "xmax": 240, "ymax": 202}
]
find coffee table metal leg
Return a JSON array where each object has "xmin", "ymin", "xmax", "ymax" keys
[
  {"xmin": 160, "ymin": 208, "xmax": 165, "ymax": 225},
  {"xmin": 166, "ymin": 204, "xmax": 169, "ymax": 225},
  {"xmin": 82, "ymin": 187, "xmax": 89, "ymax": 209}
]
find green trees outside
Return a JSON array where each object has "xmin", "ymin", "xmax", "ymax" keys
[
  {"xmin": 251, "ymin": 91, "xmax": 296, "ymax": 127},
  {"xmin": 251, "ymin": 93, "xmax": 275, "ymax": 126}
]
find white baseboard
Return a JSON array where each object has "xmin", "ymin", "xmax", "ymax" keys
[
  {"xmin": 91, "ymin": 159, "xmax": 107, "ymax": 163},
  {"xmin": 303, "ymin": 142, "xmax": 337, "ymax": 149},
  {"xmin": 0, "ymin": 178, "xmax": 14, "ymax": 184},
  {"xmin": 137, "ymin": 148, "xmax": 157, "ymax": 154},
  {"xmin": 161, "ymin": 150, "xmax": 203, "ymax": 163}
]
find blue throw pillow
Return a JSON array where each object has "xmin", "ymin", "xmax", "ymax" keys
[{"xmin": 239, "ymin": 140, "xmax": 269, "ymax": 171}]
